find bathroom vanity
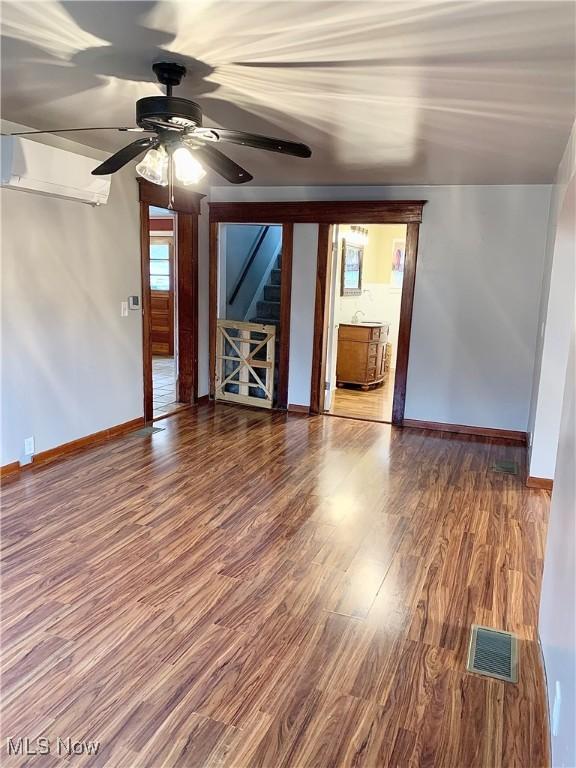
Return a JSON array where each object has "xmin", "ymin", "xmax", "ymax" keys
[{"xmin": 336, "ymin": 322, "xmax": 390, "ymax": 389}]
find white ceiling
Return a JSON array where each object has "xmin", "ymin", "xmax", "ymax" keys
[{"xmin": 2, "ymin": 0, "xmax": 575, "ymax": 185}]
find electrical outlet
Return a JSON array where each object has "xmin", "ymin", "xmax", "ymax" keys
[
  {"xmin": 24, "ymin": 436, "xmax": 35, "ymax": 456},
  {"xmin": 121, "ymin": 301, "xmax": 129, "ymax": 317}
]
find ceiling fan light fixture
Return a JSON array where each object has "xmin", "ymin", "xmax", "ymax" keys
[
  {"xmin": 136, "ymin": 145, "xmax": 168, "ymax": 186},
  {"xmin": 173, "ymin": 146, "xmax": 206, "ymax": 185}
]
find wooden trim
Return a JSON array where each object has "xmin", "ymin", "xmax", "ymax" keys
[
  {"xmin": 196, "ymin": 394, "xmax": 211, "ymax": 406},
  {"xmin": 149, "ymin": 217, "xmax": 174, "ymax": 231},
  {"xmin": 209, "ymin": 221, "xmax": 219, "ymax": 399},
  {"xmin": 2, "ymin": 418, "xmax": 146, "ymax": 478},
  {"xmin": 137, "ymin": 178, "xmax": 204, "ymax": 214},
  {"xmin": 288, "ymin": 404, "xmax": 310, "ymax": 414},
  {"xmin": 310, "ymin": 224, "xmax": 333, "ymax": 415},
  {"xmin": 209, "ymin": 200, "xmax": 426, "ymax": 224},
  {"xmin": 403, "ymin": 419, "xmax": 528, "ymax": 443},
  {"xmin": 32, "ymin": 418, "xmax": 145, "ymax": 466},
  {"xmin": 392, "ymin": 221, "xmax": 420, "ymax": 426},
  {"xmin": 277, "ymin": 223, "xmax": 293, "ymax": 410},
  {"xmin": 526, "ymin": 476, "xmax": 554, "ymax": 490},
  {"xmin": 176, "ymin": 212, "xmax": 198, "ymax": 404},
  {"xmin": 0, "ymin": 461, "xmax": 20, "ymax": 479},
  {"xmin": 140, "ymin": 201, "xmax": 154, "ymax": 422}
]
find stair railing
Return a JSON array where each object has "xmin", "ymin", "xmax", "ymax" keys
[{"xmin": 228, "ymin": 226, "xmax": 270, "ymax": 306}]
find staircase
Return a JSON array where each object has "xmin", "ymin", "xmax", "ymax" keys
[{"xmin": 249, "ymin": 252, "xmax": 282, "ymax": 328}]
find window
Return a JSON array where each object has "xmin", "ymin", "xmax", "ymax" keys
[{"xmin": 150, "ymin": 241, "xmax": 171, "ymax": 291}]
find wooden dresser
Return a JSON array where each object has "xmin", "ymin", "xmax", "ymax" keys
[{"xmin": 336, "ymin": 322, "xmax": 389, "ymax": 389}]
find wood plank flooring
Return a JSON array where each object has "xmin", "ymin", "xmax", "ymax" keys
[
  {"xmin": 329, "ymin": 376, "xmax": 394, "ymax": 422},
  {"xmin": 1, "ymin": 406, "xmax": 550, "ymax": 767}
]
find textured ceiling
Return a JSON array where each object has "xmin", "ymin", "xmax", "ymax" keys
[{"xmin": 1, "ymin": 0, "xmax": 575, "ymax": 185}]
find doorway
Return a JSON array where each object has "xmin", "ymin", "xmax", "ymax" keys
[
  {"xmin": 148, "ymin": 208, "xmax": 179, "ymax": 418},
  {"xmin": 324, "ymin": 223, "xmax": 407, "ymax": 423},
  {"xmin": 209, "ymin": 215, "xmax": 293, "ymax": 411},
  {"xmin": 138, "ymin": 179, "xmax": 202, "ymax": 423}
]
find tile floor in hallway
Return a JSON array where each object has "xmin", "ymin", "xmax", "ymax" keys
[{"xmin": 152, "ymin": 356, "xmax": 179, "ymax": 419}]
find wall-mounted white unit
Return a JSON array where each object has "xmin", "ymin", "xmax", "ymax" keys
[{"xmin": 1, "ymin": 136, "xmax": 111, "ymax": 205}]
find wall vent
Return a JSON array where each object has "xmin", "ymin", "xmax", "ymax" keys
[
  {"xmin": 466, "ymin": 625, "xmax": 518, "ymax": 683},
  {"xmin": 132, "ymin": 426, "xmax": 165, "ymax": 436}
]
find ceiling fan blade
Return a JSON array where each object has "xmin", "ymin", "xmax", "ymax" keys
[
  {"xmin": 91, "ymin": 137, "xmax": 159, "ymax": 176},
  {"xmin": 232, "ymin": 60, "xmax": 386, "ymax": 69},
  {"xmin": 8, "ymin": 127, "xmax": 147, "ymax": 136},
  {"xmin": 191, "ymin": 144, "xmax": 253, "ymax": 184},
  {"xmin": 205, "ymin": 129, "xmax": 311, "ymax": 158}
]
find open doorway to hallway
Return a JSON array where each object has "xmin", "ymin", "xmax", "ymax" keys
[
  {"xmin": 148, "ymin": 207, "xmax": 181, "ymax": 420},
  {"xmin": 325, "ymin": 223, "xmax": 407, "ymax": 423}
]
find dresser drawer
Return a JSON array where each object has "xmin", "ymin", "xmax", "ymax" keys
[{"xmin": 339, "ymin": 325, "xmax": 371, "ymax": 342}]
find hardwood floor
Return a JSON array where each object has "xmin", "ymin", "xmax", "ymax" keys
[
  {"xmin": 329, "ymin": 374, "xmax": 394, "ymax": 422},
  {"xmin": 1, "ymin": 406, "xmax": 550, "ymax": 767}
]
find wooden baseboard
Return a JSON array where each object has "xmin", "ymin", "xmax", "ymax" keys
[
  {"xmin": 2, "ymin": 417, "xmax": 145, "ymax": 478},
  {"xmin": 196, "ymin": 394, "xmax": 211, "ymax": 406},
  {"xmin": 526, "ymin": 476, "xmax": 554, "ymax": 491},
  {"xmin": 0, "ymin": 461, "xmax": 20, "ymax": 479},
  {"xmin": 402, "ymin": 419, "xmax": 527, "ymax": 444},
  {"xmin": 288, "ymin": 404, "xmax": 310, "ymax": 415}
]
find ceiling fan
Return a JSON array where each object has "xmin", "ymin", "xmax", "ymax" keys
[{"xmin": 9, "ymin": 62, "xmax": 312, "ymax": 194}]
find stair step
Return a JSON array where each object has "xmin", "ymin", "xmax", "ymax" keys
[
  {"xmin": 257, "ymin": 300, "xmax": 281, "ymax": 320},
  {"xmin": 264, "ymin": 284, "xmax": 281, "ymax": 302},
  {"xmin": 270, "ymin": 268, "xmax": 282, "ymax": 286},
  {"xmin": 250, "ymin": 316, "xmax": 281, "ymax": 329}
]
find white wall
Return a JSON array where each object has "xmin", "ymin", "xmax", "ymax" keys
[
  {"xmin": 528, "ymin": 122, "xmax": 576, "ymax": 479},
  {"xmin": 534, "ymin": 123, "xmax": 576, "ymax": 768},
  {"xmin": 287, "ymin": 224, "xmax": 319, "ymax": 406},
  {"xmin": 211, "ymin": 185, "xmax": 551, "ymax": 429},
  {"xmin": 539, "ymin": 317, "xmax": 575, "ymax": 768},
  {"xmin": 1, "ymin": 166, "xmax": 142, "ymax": 464}
]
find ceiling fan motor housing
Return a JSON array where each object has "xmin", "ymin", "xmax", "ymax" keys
[{"xmin": 136, "ymin": 96, "xmax": 203, "ymax": 132}]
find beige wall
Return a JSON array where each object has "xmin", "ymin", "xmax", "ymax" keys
[{"xmin": 337, "ymin": 223, "xmax": 406, "ymax": 285}]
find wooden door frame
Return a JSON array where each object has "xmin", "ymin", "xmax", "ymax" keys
[
  {"xmin": 138, "ymin": 179, "xmax": 204, "ymax": 422},
  {"xmin": 208, "ymin": 205, "xmax": 294, "ymax": 410},
  {"xmin": 308, "ymin": 201, "xmax": 426, "ymax": 425}
]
